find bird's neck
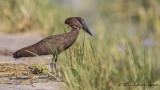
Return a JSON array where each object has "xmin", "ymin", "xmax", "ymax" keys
[
  {"xmin": 69, "ymin": 28, "xmax": 79, "ymax": 41},
  {"xmin": 63, "ymin": 28, "xmax": 79, "ymax": 50}
]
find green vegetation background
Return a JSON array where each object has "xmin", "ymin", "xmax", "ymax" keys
[{"xmin": 0, "ymin": 0, "xmax": 160, "ymax": 90}]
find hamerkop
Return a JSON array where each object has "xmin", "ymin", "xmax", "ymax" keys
[{"xmin": 13, "ymin": 17, "xmax": 92, "ymax": 72}]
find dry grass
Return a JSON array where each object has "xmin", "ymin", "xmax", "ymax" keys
[{"xmin": 0, "ymin": 62, "xmax": 64, "ymax": 85}]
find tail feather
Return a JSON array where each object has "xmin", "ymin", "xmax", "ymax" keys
[
  {"xmin": 13, "ymin": 47, "xmax": 37, "ymax": 58},
  {"xmin": 13, "ymin": 50, "xmax": 21, "ymax": 58},
  {"xmin": 13, "ymin": 38, "xmax": 54, "ymax": 58}
]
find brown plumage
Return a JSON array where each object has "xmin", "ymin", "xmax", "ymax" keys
[{"xmin": 13, "ymin": 17, "xmax": 92, "ymax": 72}]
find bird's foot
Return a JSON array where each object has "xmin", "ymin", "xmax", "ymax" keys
[{"xmin": 50, "ymin": 62, "xmax": 58, "ymax": 76}]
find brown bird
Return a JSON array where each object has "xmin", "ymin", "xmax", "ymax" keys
[{"xmin": 13, "ymin": 17, "xmax": 92, "ymax": 72}]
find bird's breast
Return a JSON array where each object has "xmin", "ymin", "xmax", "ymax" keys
[{"xmin": 57, "ymin": 30, "xmax": 79, "ymax": 53}]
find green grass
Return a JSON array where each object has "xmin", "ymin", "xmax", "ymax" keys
[{"xmin": 0, "ymin": 0, "xmax": 160, "ymax": 90}]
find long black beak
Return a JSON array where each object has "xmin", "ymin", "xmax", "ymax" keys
[{"xmin": 82, "ymin": 24, "xmax": 92, "ymax": 36}]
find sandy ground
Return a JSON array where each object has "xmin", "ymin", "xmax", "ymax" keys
[{"xmin": 0, "ymin": 34, "xmax": 65, "ymax": 90}]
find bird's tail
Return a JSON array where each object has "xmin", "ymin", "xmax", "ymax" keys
[
  {"xmin": 13, "ymin": 50, "xmax": 21, "ymax": 59},
  {"xmin": 13, "ymin": 47, "xmax": 37, "ymax": 58}
]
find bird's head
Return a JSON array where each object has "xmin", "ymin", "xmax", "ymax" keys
[{"xmin": 65, "ymin": 17, "xmax": 92, "ymax": 36}]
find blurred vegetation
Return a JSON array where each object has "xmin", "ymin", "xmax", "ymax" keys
[
  {"xmin": 0, "ymin": 0, "xmax": 72, "ymax": 35},
  {"xmin": 0, "ymin": 0, "xmax": 160, "ymax": 90}
]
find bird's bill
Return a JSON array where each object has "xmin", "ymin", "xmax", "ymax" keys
[{"xmin": 82, "ymin": 24, "xmax": 92, "ymax": 36}]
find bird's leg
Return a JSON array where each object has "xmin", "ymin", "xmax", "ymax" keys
[
  {"xmin": 54, "ymin": 57, "xmax": 58, "ymax": 76},
  {"xmin": 54, "ymin": 57, "xmax": 57, "ymax": 70},
  {"xmin": 50, "ymin": 55, "xmax": 58, "ymax": 75},
  {"xmin": 50, "ymin": 56, "xmax": 55, "ymax": 73}
]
